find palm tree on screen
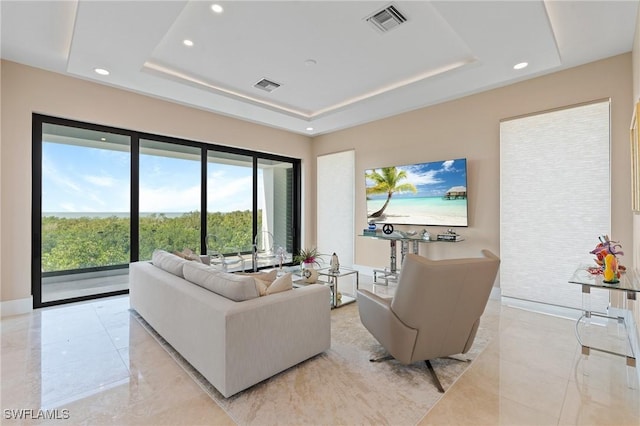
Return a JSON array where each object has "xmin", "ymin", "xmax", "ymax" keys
[{"xmin": 366, "ymin": 167, "xmax": 417, "ymax": 218}]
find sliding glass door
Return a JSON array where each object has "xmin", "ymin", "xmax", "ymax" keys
[
  {"xmin": 139, "ymin": 139, "xmax": 202, "ymax": 260},
  {"xmin": 38, "ymin": 122, "xmax": 131, "ymax": 304},
  {"xmin": 206, "ymin": 151, "xmax": 254, "ymax": 264},
  {"xmin": 257, "ymin": 158, "xmax": 295, "ymax": 265},
  {"xmin": 33, "ymin": 114, "xmax": 301, "ymax": 307}
]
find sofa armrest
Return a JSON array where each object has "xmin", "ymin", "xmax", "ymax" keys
[
  {"xmin": 357, "ymin": 289, "xmax": 418, "ymax": 364},
  {"xmin": 219, "ymin": 284, "xmax": 331, "ymax": 397}
]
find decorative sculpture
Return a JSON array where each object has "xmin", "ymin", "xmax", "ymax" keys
[{"xmin": 329, "ymin": 252, "xmax": 340, "ymax": 273}]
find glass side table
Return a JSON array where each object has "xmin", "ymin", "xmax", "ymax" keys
[
  {"xmin": 317, "ymin": 267, "xmax": 359, "ymax": 309},
  {"xmin": 569, "ymin": 265, "xmax": 639, "ymax": 389}
]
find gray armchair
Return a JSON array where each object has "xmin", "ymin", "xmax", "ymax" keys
[{"xmin": 357, "ymin": 250, "xmax": 500, "ymax": 392}]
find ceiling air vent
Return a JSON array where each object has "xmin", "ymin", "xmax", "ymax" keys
[
  {"xmin": 254, "ymin": 78, "xmax": 281, "ymax": 93},
  {"xmin": 366, "ymin": 4, "xmax": 407, "ymax": 33}
]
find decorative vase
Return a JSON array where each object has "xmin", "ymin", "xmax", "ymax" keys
[
  {"xmin": 603, "ymin": 253, "xmax": 620, "ymax": 283},
  {"xmin": 302, "ymin": 262, "xmax": 318, "ymax": 283}
]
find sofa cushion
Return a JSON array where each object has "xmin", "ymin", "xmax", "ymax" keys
[
  {"xmin": 183, "ymin": 262, "xmax": 259, "ymax": 302},
  {"xmin": 237, "ymin": 270, "xmax": 278, "ymax": 296},
  {"xmin": 152, "ymin": 249, "xmax": 188, "ymax": 278},
  {"xmin": 266, "ymin": 273, "xmax": 293, "ymax": 295}
]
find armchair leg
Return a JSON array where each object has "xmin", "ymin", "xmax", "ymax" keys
[
  {"xmin": 425, "ymin": 360, "xmax": 445, "ymax": 393},
  {"xmin": 370, "ymin": 354, "xmax": 394, "ymax": 363}
]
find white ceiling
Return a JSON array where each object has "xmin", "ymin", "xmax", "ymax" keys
[{"xmin": 1, "ymin": 1, "xmax": 638, "ymax": 136}]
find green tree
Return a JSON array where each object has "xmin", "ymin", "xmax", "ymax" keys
[
  {"xmin": 41, "ymin": 210, "xmax": 259, "ymax": 272},
  {"xmin": 365, "ymin": 167, "xmax": 417, "ymax": 218}
]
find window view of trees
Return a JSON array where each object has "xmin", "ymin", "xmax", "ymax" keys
[
  {"xmin": 139, "ymin": 140, "xmax": 202, "ymax": 260},
  {"xmin": 41, "ymin": 124, "xmax": 131, "ymax": 274},
  {"xmin": 206, "ymin": 152, "xmax": 254, "ymax": 256},
  {"xmin": 41, "ymin": 211, "xmax": 254, "ymax": 272},
  {"xmin": 36, "ymin": 116, "xmax": 299, "ymax": 305}
]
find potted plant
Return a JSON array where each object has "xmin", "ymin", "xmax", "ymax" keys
[
  {"xmin": 294, "ymin": 247, "xmax": 323, "ymax": 283},
  {"xmin": 294, "ymin": 247, "xmax": 323, "ymax": 267}
]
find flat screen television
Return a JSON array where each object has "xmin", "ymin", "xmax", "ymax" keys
[{"xmin": 365, "ymin": 158, "xmax": 468, "ymax": 227}]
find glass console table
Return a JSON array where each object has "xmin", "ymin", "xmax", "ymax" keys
[
  {"xmin": 359, "ymin": 232, "xmax": 464, "ymax": 285},
  {"xmin": 293, "ymin": 267, "xmax": 358, "ymax": 309},
  {"xmin": 569, "ymin": 265, "xmax": 639, "ymax": 388}
]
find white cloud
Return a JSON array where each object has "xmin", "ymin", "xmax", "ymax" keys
[
  {"xmin": 207, "ymin": 175, "xmax": 253, "ymax": 211},
  {"xmin": 83, "ymin": 175, "xmax": 116, "ymax": 187},
  {"xmin": 42, "ymin": 158, "xmax": 82, "ymax": 193},
  {"xmin": 140, "ymin": 184, "xmax": 202, "ymax": 213},
  {"xmin": 442, "ymin": 160, "xmax": 455, "ymax": 171},
  {"xmin": 404, "ymin": 169, "xmax": 443, "ymax": 186}
]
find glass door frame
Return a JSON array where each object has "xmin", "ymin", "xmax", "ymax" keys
[
  {"xmin": 32, "ymin": 114, "xmax": 301, "ymax": 308},
  {"xmin": 32, "ymin": 115, "xmax": 135, "ymax": 308}
]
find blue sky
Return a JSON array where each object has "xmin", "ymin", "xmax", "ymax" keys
[
  {"xmin": 42, "ymin": 142, "xmax": 255, "ymax": 213},
  {"xmin": 365, "ymin": 158, "xmax": 467, "ymax": 198}
]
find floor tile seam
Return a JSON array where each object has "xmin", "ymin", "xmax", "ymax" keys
[
  {"xmin": 497, "ymin": 353, "xmax": 577, "ymax": 384},
  {"xmin": 562, "ymin": 376, "xmax": 640, "ymax": 418},
  {"xmin": 39, "ymin": 334, "xmax": 122, "ymax": 358},
  {"xmin": 417, "ymin": 326, "xmax": 503, "ymax": 424},
  {"xmin": 93, "ymin": 305, "xmax": 126, "ymax": 357},
  {"xmin": 27, "ymin": 311, "xmax": 131, "ymax": 371},
  {"xmin": 499, "ymin": 374, "xmax": 570, "ymax": 421},
  {"xmin": 495, "ymin": 337, "xmax": 580, "ymax": 360},
  {"xmin": 555, "ymin": 370, "xmax": 574, "ymax": 426},
  {"xmin": 498, "ymin": 393, "xmax": 563, "ymax": 425},
  {"xmin": 495, "ymin": 355, "xmax": 576, "ymax": 382},
  {"xmin": 565, "ymin": 370, "xmax": 640, "ymax": 400},
  {"xmin": 40, "ymin": 376, "xmax": 132, "ymax": 412},
  {"xmin": 499, "ymin": 325, "xmax": 578, "ymax": 343}
]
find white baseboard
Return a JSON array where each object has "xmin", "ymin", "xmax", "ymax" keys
[
  {"xmin": 1, "ymin": 296, "xmax": 33, "ymax": 317},
  {"xmin": 350, "ymin": 264, "xmax": 376, "ymax": 278}
]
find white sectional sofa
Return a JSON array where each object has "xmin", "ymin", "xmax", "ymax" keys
[{"xmin": 129, "ymin": 250, "xmax": 331, "ymax": 398}]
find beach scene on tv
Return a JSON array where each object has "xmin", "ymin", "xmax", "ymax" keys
[{"xmin": 365, "ymin": 158, "xmax": 468, "ymax": 227}]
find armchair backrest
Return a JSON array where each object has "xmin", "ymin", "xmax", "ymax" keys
[{"xmin": 390, "ymin": 250, "xmax": 500, "ymax": 363}]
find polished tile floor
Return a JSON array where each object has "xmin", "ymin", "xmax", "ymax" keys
[{"xmin": 1, "ymin": 277, "xmax": 639, "ymax": 425}]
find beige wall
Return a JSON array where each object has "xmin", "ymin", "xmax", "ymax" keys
[
  {"xmin": 1, "ymin": 51, "xmax": 636, "ymax": 305},
  {"xmin": 634, "ymin": 5, "xmax": 640, "ymax": 105},
  {"xmin": 632, "ymin": 0, "xmax": 640, "ymax": 271},
  {"xmin": 314, "ymin": 54, "xmax": 633, "ymax": 283},
  {"xmin": 0, "ymin": 60, "xmax": 313, "ymax": 303},
  {"xmin": 630, "ymin": 5, "xmax": 640, "ymax": 350}
]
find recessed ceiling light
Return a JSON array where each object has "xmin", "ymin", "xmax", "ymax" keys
[
  {"xmin": 183, "ymin": 39, "xmax": 194, "ymax": 47},
  {"xmin": 513, "ymin": 62, "xmax": 528, "ymax": 70},
  {"xmin": 100, "ymin": 137, "xmax": 106, "ymax": 141},
  {"xmin": 94, "ymin": 68, "xmax": 110, "ymax": 76},
  {"xmin": 211, "ymin": 4, "xmax": 223, "ymax": 13},
  {"xmin": 304, "ymin": 59, "xmax": 317, "ymax": 67},
  {"xmin": 306, "ymin": 127, "xmax": 314, "ymax": 131}
]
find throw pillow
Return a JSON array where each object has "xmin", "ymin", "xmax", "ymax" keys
[
  {"xmin": 174, "ymin": 248, "xmax": 203, "ymax": 263},
  {"xmin": 265, "ymin": 272, "xmax": 293, "ymax": 295},
  {"xmin": 152, "ymin": 249, "xmax": 188, "ymax": 278},
  {"xmin": 237, "ymin": 269, "xmax": 278, "ymax": 283},
  {"xmin": 254, "ymin": 278, "xmax": 269, "ymax": 296}
]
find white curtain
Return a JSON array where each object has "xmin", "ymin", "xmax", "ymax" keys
[
  {"xmin": 317, "ymin": 150, "xmax": 355, "ymax": 267},
  {"xmin": 500, "ymin": 101, "xmax": 610, "ymax": 311}
]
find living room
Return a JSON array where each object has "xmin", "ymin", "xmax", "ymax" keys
[{"xmin": 2, "ymin": 1, "xmax": 640, "ymax": 424}]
